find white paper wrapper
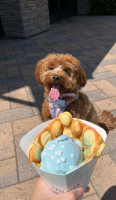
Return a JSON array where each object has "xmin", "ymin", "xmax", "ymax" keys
[{"xmin": 20, "ymin": 119, "xmax": 107, "ymax": 196}]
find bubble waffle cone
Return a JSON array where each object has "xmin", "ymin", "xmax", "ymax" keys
[
  {"xmin": 82, "ymin": 125, "xmax": 103, "ymax": 162},
  {"xmin": 50, "ymin": 119, "xmax": 63, "ymax": 138},
  {"xmin": 82, "ymin": 126, "xmax": 102, "ymax": 146},
  {"xmin": 38, "ymin": 118, "xmax": 63, "ymax": 147},
  {"xmin": 71, "ymin": 119, "xmax": 83, "ymax": 137},
  {"xmin": 29, "ymin": 112, "xmax": 105, "ymax": 166},
  {"xmin": 95, "ymin": 140, "xmax": 105, "ymax": 158},
  {"xmin": 58, "ymin": 112, "xmax": 72, "ymax": 127},
  {"xmin": 29, "ymin": 143, "xmax": 42, "ymax": 163},
  {"xmin": 63, "ymin": 127, "xmax": 75, "ymax": 138}
]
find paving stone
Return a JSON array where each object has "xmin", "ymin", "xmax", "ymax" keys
[
  {"xmin": 109, "ymin": 150, "xmax": 116, "ymax": 164},
  {"xmin": 20, "ymin": 69, "xmax": 35, "ymax": 81},
  {"xmin": 111, "ymin": 109, "xmax": 116, "ymax": 116},
  {"xmin": 13, "ymin": 115, "xmax": 43, "ymax": 136},
  {"xmin": 106, "ymin": 76, "xmax": 116, "ymax": 87},
  {"xmin": 12, "ymin": 45, "xmax": 22, "ymax": 51},
  {"xmin": 0, "ymin": 73, "xmax": 6, "ymax": 79},
  {"xmin": 27, "ymin": 55, "xmax": 39, "ymax": 64},
  {"xmin": 31, "ymin": 101, "xmax": 43, "ymax": 116},
  {"xmin": 83, "ymin": 181, "xmax": 96, "ymax": 198},
  {"xmin": 5, "ymin": 54, "xmax": 16, "ymax": 61},
  {"xmin": 0, "ymin": 64, "xmax": 6, "ymax": 73},
  {"xmin": 8, "ymin": 81, "xmax": 25, "ymax": 91},
  {"xmin": 0, "ymin": 178, "xmax": 37, "ymax": 200},
  {"xmin": 93, "ymin": 80, "xmax": 116, "ymax": 97},
  {"xmin": 6, "ymin": 69, "xmax": 21, "ymax": 78},
  {"xmin": 0, "ymin": 55, "xmax": 5, "ymax": 61},
  {"xmin": 0, "ymin": 99, "xmax": 10, "ymax": 111},
  {"xmin": 24, "ymin": 79, "xmax": 37, "ymax": 87},
  {"xmin": 102, "ymin": 132, "xmax": 116, "ymax": 155},
  {"xmin": 9, "ymin": 87, "xmax": 28, "ymax": 96},
  {"xmin": 25, "ymin": 85, "xmax": 44, "ymax": 95},
  {"xmin": 83, "ymin": 194, "xmax": 100, "ymax": 200},
  {"xmin": 91, "ymin": 154, "xmax": 116, "ymax": 198},
  {"xmin": 81, "ymin": 80, "xmax": 97, "ymax": 92},
  {"xmin": 94, "ymin": 98, "xmax": 116, "ymax": 111},
  {"xmin": 93, "ymin": 104, "xmax": 101, "ymax": 116},
  {"xmin": 84, "ymin": 89, "xmax": 107, "ymax": 102},
  {"xmin": 0, "ymin": 157, "xmax": 18, "ymax": 188},
  {"xmin": 104, "ymin": 55, "xmax": 116, "ymax": 60},
  {"xmin": 0, "ymin": 59, "xmax": 17, "ymax": 66},
  {"xmin": 15, "ymin": 135, "xmax": 39, "ymax": 182},
  {"xmin": 94, "ymin": 65, "xmax": 109, "ymax": 73},
  {"xmin": 100, "ymin": 59, "xmax": 116, "ymax": 66},
  {"xmin": 108, "ymin": 128, "xmax": 116, "ymax": 152},
  {"xmin": 0, "ymin": 106, "xmax": 33, "ymax": 124},
  {"xmin": 111, "ymin": 96, "xmax": 116, "ymax": 104},
  {"xmin": 0, "ymin": 84, "xmax": 8, "ymax": 95},
  {"xmin": 105, "ymin": 64, "xmax": 116, "ymax": 74},
  {"xmin": 0, "ymin": 122, "xmax": 15, "ymax": 161},
  {"xmin": 0, "ymin": 92, "xmax": 9, "ymax": 102},
  {"xmin": 108, "ymin": 46, "xmax": 116, "ymax": 55},
  {"xmin": 0, "ymin": 76, "xmax": 22, "ymax": 84},
  {"xmin": 21, "ymin": 45, "xmax": 34, "ymax": 52},
  {"xmin": 9, "ymin": 88, "xmax": 30, "ymax": 108},
  {"xmin": 5, "ymin": 61, "xmax": 19, "ymax": 67},
  {"xmin": 19, "ymin": 63, "xmax": 35, "ymax": 70},
  {"xmin": 28, "ymin": 92, "xmax": 44, "ymax": 104},
  {"xmin": 16, "ymin": 54, "xmax": 28, "ymax": 64},
  {"xmin": 92, "ymin": 71, "xmax": 116, "ymax": 81}
]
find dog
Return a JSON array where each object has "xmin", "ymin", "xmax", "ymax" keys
[{"xmin": 35, "ymin": 53, "xmax": 116, "ymax": 131}]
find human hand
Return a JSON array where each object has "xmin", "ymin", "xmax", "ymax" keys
[{"xmin": 30, "ymin": 177, "xmax": 88, "ymax": 200}]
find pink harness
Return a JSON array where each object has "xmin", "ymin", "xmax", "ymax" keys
[{"xmin": 48, "ymin": 93, "xmax": 79, "ymax": 118}]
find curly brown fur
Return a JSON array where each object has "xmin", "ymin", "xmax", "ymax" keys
[
  {"xmin": 98, "ymin": 110, "xmax": 116, "ymax": 132},
  {"xmin": 35, "ymin": 53, "xmax": 116, "ymax": 131}
]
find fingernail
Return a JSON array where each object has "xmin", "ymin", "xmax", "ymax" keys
[{"xmin": 77, "ymin": 187, "xmax": 84, "ymax": 197}]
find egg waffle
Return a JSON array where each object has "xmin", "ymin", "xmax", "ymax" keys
[{"xmin": 29, "ymin": 111, "xmax": 105, "ymax": 167}]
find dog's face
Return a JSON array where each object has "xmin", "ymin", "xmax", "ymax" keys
[{"xmin": 35, "ymin": 54, "xmax": 86, "ymax": 95}]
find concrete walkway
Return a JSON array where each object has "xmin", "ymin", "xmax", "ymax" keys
[{"xmin": 0, "ymin": 16, "xmax": 116, "ymax": 200}]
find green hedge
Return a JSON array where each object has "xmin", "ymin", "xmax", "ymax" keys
[{"xmin": 91, "ymin": 0, "xmax": 116, "ymax": 15}]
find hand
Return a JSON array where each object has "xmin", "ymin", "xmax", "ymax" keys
[{"xmin": 30, "ymin": 177, "xmax": 88, "ymax": 200}]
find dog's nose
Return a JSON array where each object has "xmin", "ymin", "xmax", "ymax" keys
[{"xmin": 52, "ymin": 75, "xmax": 59, "ymax": 81}]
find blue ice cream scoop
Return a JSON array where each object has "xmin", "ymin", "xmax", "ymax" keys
[{"xmin": 40, "ymin": 135, "xmax": 83, "ymax": 174}]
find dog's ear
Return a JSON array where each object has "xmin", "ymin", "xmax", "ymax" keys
[
  {"xmin": 71, "ymin": 56, "xmax": 86, "ymax": 87},
  {"xmin": 35, "ymin": 60, "xmax": 43, "ymax": 85},
  {"xmin": 65, "ymin": 54, "xmax": 86, "ymax": 87},
  {"xmin": 76, "ymin": 63, "xmax": 87, "ymax": 87},
  {"xmin": 63, "ymin": 54, "xmax": 86, "ymax": 87}
]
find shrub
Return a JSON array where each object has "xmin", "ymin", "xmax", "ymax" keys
[{"xmin": 90, "ymin": 0, "xmax": 116, "ymax": 15}]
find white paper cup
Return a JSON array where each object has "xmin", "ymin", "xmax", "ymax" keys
[{"xmin": 20, "ymin": 119, "xmax": 107, "ymax": 196}]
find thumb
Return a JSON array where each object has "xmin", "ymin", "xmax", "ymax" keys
[{"xmin": 58, "ymin": 187, "xmax": 84, "ymax": 200}]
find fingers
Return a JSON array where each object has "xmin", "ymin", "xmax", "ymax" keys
[
  {"xmin": 58, "ymin": 187, "xmax": 84, "ymax": 200},
  {"xmin": 73, "ymin": 187, "xmax": 84, "ymax": 199}
]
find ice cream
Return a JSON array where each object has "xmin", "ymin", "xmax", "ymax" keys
[{"xmin": 40, "ymin": 135, "xmax": 83, "ymax": 174}]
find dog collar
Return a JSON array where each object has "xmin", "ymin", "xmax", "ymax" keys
[
  {"xmin": 60, "ymin": 93, "xmax": 76, "ymax": 98},
  {"xmin": 48, "ymin": 94, "xmax": 79, "ymax": 119}
]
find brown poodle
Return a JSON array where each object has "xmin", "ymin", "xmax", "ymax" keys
[{"xmin": 35, "ymin": 53, "xmax": 116, "ymax": 131}]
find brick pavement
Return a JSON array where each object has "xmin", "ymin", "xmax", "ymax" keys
[{"xmin": 0, "ymin": 16, "xmax": 116, "ymax": 200}]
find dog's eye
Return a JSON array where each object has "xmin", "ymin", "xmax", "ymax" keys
[
  {"xmin": 64, "ymin": 69, "xmax": 70, "ymax": 75},
  {"xmin": 49, "ymin": 66, "xmax": 54, "ymax": 70}
]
